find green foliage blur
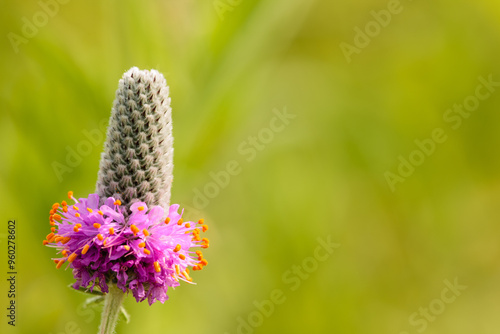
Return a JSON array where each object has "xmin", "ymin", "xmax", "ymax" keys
[{"xmin": 2, "ymin": 0, "xmax": 500, "ymax": 333}]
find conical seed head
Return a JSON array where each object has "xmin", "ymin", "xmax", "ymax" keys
[{"xmin": 96, "ymin": 67, "xmax": 173, "ymax": 209}]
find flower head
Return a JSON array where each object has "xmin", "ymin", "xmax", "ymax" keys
[{"xmin": 44, "ymin": 191, "xmax": 209, "ymax": 305}]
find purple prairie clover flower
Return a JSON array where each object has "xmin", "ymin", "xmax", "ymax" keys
[
  {"xmin": 44, "ymin": 68, "xmax": 209, "ymax": 333},
  {"xmin": 43, "ymin": 191, "xmax": 210, "ymax": 305}
]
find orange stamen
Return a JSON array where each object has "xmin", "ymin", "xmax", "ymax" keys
[
  {"xmin": 51, "ymin": 227, "xmax": 56, "ymax": 232},
  {"xmin": 114, "ymin": 200, "xmax": 121, "ymax": 206},
  {"xmin": 42, "ymin": 240, "xmax": 49, "ymax": 245},
  {"xmin": 173, "ymin": 244, "xmax": 181, "ymax": 252},
  {"xmin": 177, "ymin": 218, "xmax": 183, "ymax": 226},
  {"xmin": 198, "ymin": 219, "xmax": 204, "ymax": 224},
  {"xmin": 143, "ymin": 229, "xmax": 149, "ymax": 237},
  {"xmin": 202, "ymin": 225, "xmax": 208, "ymax": 232},
  {"xmin": 75, "ymin": 213, "xmax": 80, "ymax": 218},
  {"xmin": 62, "ymin": 237, "xmax": 71, "ymax": 244},
  {"xmin": 68, "ymin": 252, "xmax": 77, "ymax": 263},
  {"xmin": 87, "ymin": 208, "xmax": 93, "ymax": 213},
  {"xmin": 175, "ymin": 265, "xmax": 180, "ymax": 275},
  {"xmin": 98, "ymin": 210, "xmax": 103, "ymax": 215},
  {"xmin": 109, "ymin": 227, "xmax": 115, "ymax": 235},
  {"xmin": 143, "ymin": 249, "xmax": 151, "ymax": 255},
  {"xmin": 93, "ymin": 223, "xmax": 101, "ymax": 229},
  {"xmin": 124, "ymin": 245, "xmax": 130, "ymax": 251},
  {"xmin": 138, "ymin": 242, "xmax": 145, "ymax": 248},
  {"xmin": 97, "ymin": 234, "xmax": 104, "ymax": 241},
  {"xmin": 82, "ymin": 244, "xmax": 90, "ymax": 255},
  {"xmin": 56, "ymin": 259, "xmax": 65, "ymax": 269},
  {"xmin": 154, "ymin": 261, "xmax": 161, "ymax": 273},
  {"xmin": 67, "ymin": 191, "xmax": 73, "ymax": 199},
  {"xmin": 53, "ymin": 214, "xmax": 62, "ymax": 221},
  {"xmin": 131, "ymin": 225, "xmax": 139, "ymax": 236},
  {"xmin": 179, "ymin": 254, "xmax": 186, "ymax": 260},
  {"xmin": 185, "ymin": 223, "xmax": 190, "ymax": 228},
  {"xmin": 61, "ymin": 201, "xmax": 67, "ymax": 206},
  {"xmin": 73, "ymin": 205, "xmax": 79, "ymax": 210},
  {"xmin": 138, "ymin": 206, "xmax": 144, "ymax": 211},
  {"xmin": 63, "ymin": 206, "xmax": 68, "ymax": 213},
  {"xmin": 165, "ymin": 217, "xmax": 170, "ymax": 224}
]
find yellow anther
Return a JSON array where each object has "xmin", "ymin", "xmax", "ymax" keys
[
  {"xmin": 114, "ymin": 200, "xmax": 121, "ymax": 206},
  {"xmin": 154, "ymin": 261, "xmax": 161, "ymax": 273},
  {"xmin": 53, "ymin": 214, "xmax": 62, "ymax": 221},
  {"xmin": 75, "ymin": 213, "xmax": 80, "ymax": 218},
  {"xmin": 67, "ymin": 191, "xmax": 73, "ymax": 199},
  {"xmin": 82, "ymin": 244, "xmax": 90, "ymax": 255},
  {"xmin": 68, "ymin": 252, "xmax": 77, "ymax": 263},
  {"xmin": 202, "ymin": 225, "xmax": 208, "ymax": 232},
  {"xmin": 185, "ymin": 223, "xmax": 190, "ymax": 228},
  {"xmin": 73, "ymin": 205, "xmax": 79, "ymax": 211},
  {"xmin": 179, "ymin": 254, "xmax": 186, "ymax": 260},
  {"xmin": 198, "ymin": 219, "xmax": 204, "ymax": 224},
  {"xmin": 50, "ymin": 221, "xmax": 55, "ymax": 226},
  {"xmin": 165, "ymin": 217, "xmax": 170, "ymax": 224},
  {"xmin": 87, "ymin": 208, "xmax": 93, "ymax": 213},
  {"xmin": 138, "ymin": 242, "xmax": 146, "ymax": 248},
  {"xmin": 97, "ymin": 234, "xmax": 104, "ymax": 241},
  {"xmin": 61, "ymin": 201, "xmax": 67, "ymax": 206},
  {"xmin": 73, "ymin": 226, "xmax": 80, "ymax": 232},
  {"xmin": 55, "ymin": 236, "xmax": 64, "ymax": 243},
  {"xmin": 62, "ymin": 237, "xmax": 71, "ymax": 244},
  {"xmin": 181, "ymin": 271, "xmax": 192, "ymax": 282},
  {"xmin": 143, "ymin": 249, "xmax": 151, "ymax": 255},
  {"xmin": 177, "ymin": 218, "xmax": 183, "ymax": 226},
  {"xmin": 98, "ymin": 210, "xmax": 103, "ymax": 215},
  {"xmin": 63, "ymin": 206, "xmax": 68, "ymax": 213},
  {"xmin": 109, "ymin": 227, "xmax": 115, "ymax": 235},
  {"xmin": 200, "ymin": 259, "xmax": 208, "ymax": 266},
  {"xmin": 143, "ymin": 229, "xmax": 149, "ymax": 237},
  {"xmin": 173, "ymin": 244, "xmax": 181, "ymax": 252},
  {"xmin": 93, "ymin": 223, "xmax": 101, "ymax": 229},
  {"xmin": 138, "ymin": 206, "xmax": 144, "ymax": 211},
  {"xmin": 175, "ymin": 264, "xmax": 180, "ymax": 275},
  {"xmin": 124, "ymin": 245, "xmax": 130, "ymax": 251}
]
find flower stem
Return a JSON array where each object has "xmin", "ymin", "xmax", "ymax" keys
[{"xmin": 98, "ymin": 284, "xmax": 126, "ymax": 334}]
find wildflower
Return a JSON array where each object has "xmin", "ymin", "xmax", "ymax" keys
[{"xmin": 44, "ymin": 192, "xmax": 209, "ymax": 305}]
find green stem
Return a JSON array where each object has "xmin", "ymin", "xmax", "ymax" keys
[{"xmin": 98, "ymin": 284, "xmax": 126, "ymax": 334}]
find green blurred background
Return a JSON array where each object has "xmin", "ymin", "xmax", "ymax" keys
[{"xmin": 2, "ymin": 0, "xmax": 500, "ymax": 333}]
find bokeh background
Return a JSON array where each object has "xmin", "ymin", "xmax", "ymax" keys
[{"xmin": 2, "ymin": 0, "xmax": 500, "ymax": 333}]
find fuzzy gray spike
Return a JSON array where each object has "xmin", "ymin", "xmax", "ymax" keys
[{"xmin": 96, "ymin": 67, "xmax": 173, "ymax": 210}]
